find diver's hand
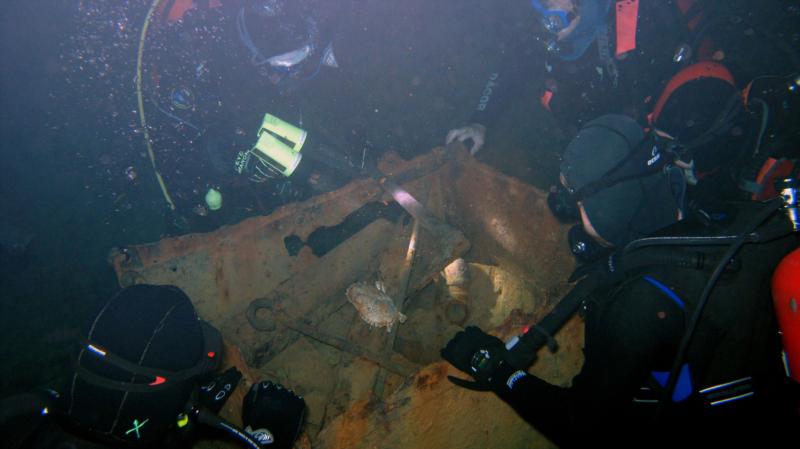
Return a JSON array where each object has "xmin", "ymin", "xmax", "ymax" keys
[
  {"xmin": 442, "ymin": 327, "xmax": 528, "ymax": 392},
  {"xmin": 441, "ymin": 326, "xmax": 508, "ymax": 385},
  {"xmin": 198, "ymin": 367, "xmax": 242, "ymax": 414},
  {"xmin": 446, "ymin": 123, "xmax": 487, "ymax": 156},
  {"xmin": 242, "ymin": 381, "xmax": 305, "ymax": 449}
]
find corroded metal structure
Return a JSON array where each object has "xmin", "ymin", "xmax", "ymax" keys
[{"xmin": 109, "ymin": 144, "xmax": 581, "ymax": 448}]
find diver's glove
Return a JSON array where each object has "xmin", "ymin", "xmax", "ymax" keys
[
  {"xmin": 441, "ymin": 326, "xmax": 522, "ymax": 391},
  {"xmin": 242, "ymin": 381, "xmax": 306, "ymax": 449},
  {"xmin": 198, "ymin": 367, "xmax": 243, "ymax": 414},
  {"xmin": 445, "ymin": 123, "xmax": 487, "ymax": 156}
]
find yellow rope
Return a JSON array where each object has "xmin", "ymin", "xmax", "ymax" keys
[{"xmin": 136, "ymin": 0, "xmax": 176, "ymax": 210}]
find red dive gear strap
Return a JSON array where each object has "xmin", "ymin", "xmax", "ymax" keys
[{"xmin": 648, "ymin": 62, "xmax": 736, "ymax": 126}]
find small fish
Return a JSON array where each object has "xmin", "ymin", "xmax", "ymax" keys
[{"xmin": 346, "ymin": 281, "xmax": 407, "ymax": 332}]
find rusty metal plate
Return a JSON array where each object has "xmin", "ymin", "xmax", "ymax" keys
[{"xmin": 112, "ymin": 145, "xmax": 579, "ymax": 448}]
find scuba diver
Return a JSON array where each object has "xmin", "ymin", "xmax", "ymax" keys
[
  {"xmin": 545, "ymin": 113, "xmax": 689, "ymax": 263},
  {"xmin": 441, "ymin": 3, "xmax": 800, "ymax": 434},
  {"xmin": 0, "ymin": 284, "xmax": 306, "ymax": 449},
  {"xmin": 445, "ymin": 0, "xmax": 745, "ymax": 154},
  {"xmin": 442, "ymin": 179, "xmax": 800, "ymax": 447},
  {"xmin": 547, "ymin": 64, "xmax": 800, "ymax": 264},
  {"xmin": 446, "ymin": 0, "xmax": 707, "ymax": 153},
  {"xmin": 137, "ymin": 0, "xmax": 341, "ymax": 232},
  {"xmin": 528, "ymin": 58, "xmax": 754, "ymax": 262},
  {"xmin": 445, "ymin": 4, "xmax": 800, "ymax": 261}
]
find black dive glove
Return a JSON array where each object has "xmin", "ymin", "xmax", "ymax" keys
[
  {"xmin": 441, "ymin": 326, "xmax": 523, "ymax": 391},
  {"xmin": 198, "ymin": 367, "xmax": 243, "ymax": 414},
  {"xmin": 242, "ymin": 381, "xmax": 306, "ymax": 449}
]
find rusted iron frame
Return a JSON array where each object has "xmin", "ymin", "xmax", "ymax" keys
[{"xmin": 372, "ymin": 219, "xmax": 420, "ymax": 397}]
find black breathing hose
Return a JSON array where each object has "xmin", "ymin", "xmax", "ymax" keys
[
  {"xmin": 193, "ymin": 407, "xmax": 264, "ymax": 449},
  {"xmin": 507, "ymin": 245, "xmax": 738, "ymax": 372},
  {"xmin": 656, "ymin": 199, "xmax": 786, "ymax": 414},
  {"xmin": 618, "ymin": 247, "xmax": 707, "ymax": 271},
  {"xmin": 622, "ymin": 216, "xmax": 793, "ymax": 255},
  {"xmin": 623, "ymin": 234, "xmax": 745, "ymax": 252}
]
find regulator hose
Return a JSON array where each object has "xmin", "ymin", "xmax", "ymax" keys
[
  {"xmin": 657, "ymin": 198, "xmax": 786, "ymax": 413},
  {"xmin": 193, "ymin": 406, "xmax": 264, "ymax": 449},
  {"xmin": 136, "ymin": 0, "xmax": 176, "ymax": 210},
  {"xmin": 510, "ymin": 244, "xmax": 744, "ymax": 374}
]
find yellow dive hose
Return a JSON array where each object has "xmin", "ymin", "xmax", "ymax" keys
[{"xmin": 136, "ymin": 0, "xmax": 176, "ymax": 210}]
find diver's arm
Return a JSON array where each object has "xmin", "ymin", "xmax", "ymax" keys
[
  {"xmin": 491, "ymin": 281, "xmax": 683, "ymax": 446},
  {"xmin": 445, "ymin": 70, "xmax": 508, "ymax": 156},
  {"xmin": 467, "ymin": 51, "xmax": 530, "ymax": 129},
  {"xmin": 490, "ymin": 370, "xmax": 579, "ymax": 446},
  {"xmin": 447, "ymin": 44, "xmax": 534, "ymax": 154}
]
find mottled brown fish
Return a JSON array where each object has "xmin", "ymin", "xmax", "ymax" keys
[{"xmin": 346, "ymin": 281, "xmax": 407, "ymax": 332}]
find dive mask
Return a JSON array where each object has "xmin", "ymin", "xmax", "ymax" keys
[
  {"xmin": 547, "ymin": 184, "xmax": 580, "ymax": 223},
  {"xmin": 531, "ymin": 0, "xmax": 573, "ymax": 34},
  {"xmin": 568, "ymin": 224, "xmax": 604, "ymax": 264}
]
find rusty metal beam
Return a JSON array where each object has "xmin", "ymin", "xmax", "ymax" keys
[{"xmin": 372, "ymin": 219, "xmax": 420, "ymax": 397}]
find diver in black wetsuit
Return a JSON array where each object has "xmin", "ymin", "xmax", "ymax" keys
[
  {"xmin": 0, "ymin": 285, "xmax": 305, "ymax": 449},
  {"xmin": 141, "ymin": 0, "xmax": 342, "ymax": 231},
  {"xmin": 445, "ymin": 0, "xmax": 712, "ymax": 154},
  {"xmin": 442, "ymin": 198, "xmax": 800, "ymax": 448}
]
